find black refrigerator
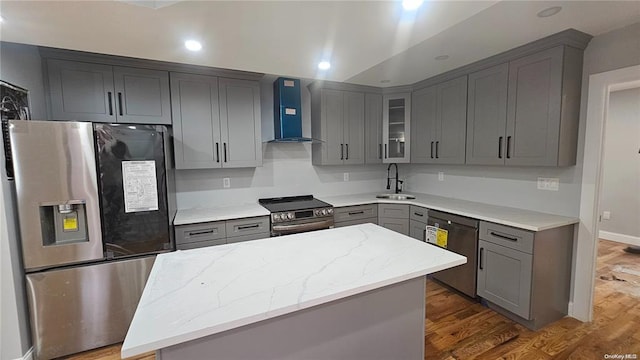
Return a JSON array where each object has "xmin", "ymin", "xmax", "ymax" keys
[{"xmin": 9, "ymin": 121, "xmax": 176, "ymax": 360}]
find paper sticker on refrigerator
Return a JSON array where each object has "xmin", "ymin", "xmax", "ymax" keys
[{"xmin": 122, "ymin": 160, "xmax": 159, "ymax": 213}]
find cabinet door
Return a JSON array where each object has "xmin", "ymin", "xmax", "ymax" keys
[
  {"xmin": 435, "ymin": 76, "xmax": 467, "ymax": 164},
  {"xmin": 47, "ymin": 59, "xmax": 116, "ymax": 122},
  {"xmin": 113, "ymin": 67, "xmax": 171, "ymax": 125},
  {"xmin": 365, "ymin": 93, "xmax": 383, "ymax": 164},
  {"xmin": 321, "ymin": 89, "xmax": 345, "ymax": 165},
  {"xmin": 466, "ymin": 64, "xmax": 509, "ymax": 165},
  {"xmin": 411, "ymin": 86, "xmax": 437, "ymax": 163},
  {"xmin": 378, "ymin": 217, "xmax": 409, "ymax": 236},
  {"xmin": 170, "ymin": 72, "xmax": 221, "ymax": 169},
  {"xmin": 219, "ymin": 78, "xmax": 262, "ymax": 168},
  {"xmin": 506, "ymin": 46, "xmax": 563, "ymax": 166},
  {"xmin": 409, "ymin": 220, "xmax": 427, "ymax": 241},
  {"xmin": 477, "ymin": 240, "xmax": 532, "ymax": 319},
  {"xmin": 383, "ymin": 93, "xmax": 411, "ymax": 163},
  {"xmin": 343, "ymin": 91, "xmax": 365, "ymax": 165}
]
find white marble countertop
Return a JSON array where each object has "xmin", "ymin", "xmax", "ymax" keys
[
  {"xmin": 121, "ymin": 224, "xmax": 465, "ymax": 357},
  {"xmin": 173, "ymin": 203, "xmax": 270, "ymax": 225},
  {"xmin": 319, "ymin": 192, "xmax": 578, "ymax": 232}
]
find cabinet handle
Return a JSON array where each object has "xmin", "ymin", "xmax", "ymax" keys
[
  {"xmin": 384, "ymin": 144, "xmax": 388, "ymax": 159},
  {"xmin": 479, "ymin": 248, "xmax": 484, "ymax": 270},
  {"xmin": 223, "ymin": 143, "xmax": 228, "ymax": 162},
  {"xmin": 345, "ymin": 143, "xmax": 349, "ymax": 160},
  {"xmin": 498, "ymin": 136, "xmax": 503, "ymax": 159},
  {"xmin": 188, "ymin": 229, "xmax": 214, "ymax": 236},
  {"xmin": 348, "ymin": 210, "xmax": 364, "ymax": 215},
  {"xmin": 506, "ymin": 136, "xmax": 512, "ymax": 159},
  {"xmin": 430, "ymin": 142, "xmax": 434, "ymax": 159},
  {"xmin": 435, "ymin": 141, "xmax": 439, "ymax": 159},
  {"xmin": 107, "ymin": 92, "xmax": 114, "ymax": 116},
  {"xmin": 423, "ymin": 228, "xmax": 427, "ymax": 241},
  {"xmin": 341, "ymin": 144, "xmax": 344, "ymax": 160},
  {"xmin": 490, "ymin": 231, "xmax": 518, "ymax": 242},
  {"xmin": 238, "ymin": 224, "xmax": 260, "ymax": 230},
  {"xmin": 215, "ymin": 143, "xmax": 220, "ymax": 163},
  {"xmin": 379, "ymin": 144, "xmax": 382, "ymax": 159},
  {"xmin": 117, "ymin": 92, "xmax": 124, "ymax": 116},
  {"xmin": 413, "ymin": 212, "xmax": 424, "ymax": 217}
]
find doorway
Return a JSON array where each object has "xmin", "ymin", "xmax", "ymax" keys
[{"xmin": 573, "ymin": 64, "xmax": 640, "ymax": 322}]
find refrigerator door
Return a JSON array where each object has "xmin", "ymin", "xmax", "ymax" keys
[
  {"xmin": 26, "ymin": 256, "xmax": 155, "ymax": 360},
  {"xmin": 95, "ymin": 123, "xmax": 172, "ymax": 258},
  {"xmin": 9, "ymin": 120, "xmax": 104, "ymax": 270}
]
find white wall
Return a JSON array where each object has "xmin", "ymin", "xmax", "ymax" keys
[
  {"xmin": 598, "ymin": 87, "xmax": 640, "ymax": 238},
  {"xmin": 175, "ymin": 75, "xmax": 388, "ymax": 209}
]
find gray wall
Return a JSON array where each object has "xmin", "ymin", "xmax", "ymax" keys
[
  {"xmin": 598, "ymin": 87, "xmax": 640, "ymax": 238},
  {"xmin": 0, "ymin": 42, "xmax": 42, "ymax": 360},
  {"xmin": 175, "ymin": 75, "xmax": 387, "ymax": 209}
]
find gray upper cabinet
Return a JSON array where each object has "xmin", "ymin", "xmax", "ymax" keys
[
  {"xmin": 47, "ymin": 59, "xmax": 171, "ymax": 124},
  {"xmin": 311, "ymin": 88, "xmax": 365, "ymax": 165},
  {"xmin": 505, "ymin": 46, "xmax": 581, "ymax": 166},
  {"xmin": 219, "ymin": 78, "xmax": 262, "ymax": 168},
  {"xmin": 466, "ymin": 63, "xmax": 509, "ymax": 165},
  {"xmin": 170, "ymin": 73, "xmax": 261, "ymax": 169},
  {"xmin": 170, "ymin": 72, "xmax": 221, "ymax": 169},
  {"xmin": 365, "ymin": 93, "xmax": 383, "ymax": 164},
  {"xmin": 411, "ymin": 76, "xmax": 466, "ymax": 164}
]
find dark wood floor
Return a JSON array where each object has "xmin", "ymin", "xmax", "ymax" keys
[{"xmin": 64, "ymin": 239, "xmax": 640, "ymax": 360}]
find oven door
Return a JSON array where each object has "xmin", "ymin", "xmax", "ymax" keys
[{"xmin": 271, "ymin": 217, "xmax": 334, "ymax": 236}]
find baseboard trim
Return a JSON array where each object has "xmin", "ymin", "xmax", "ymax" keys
[
  {"xmin": 599, "ymin": 231, "xmax": 640, "ymax": 247},
  {"xmin": 13, "ymin": 347, "xmax": 33, "ymax": 360},
  {"xmin": 567, "ymin": 301, "xmax": 574, "ymax": 317}
]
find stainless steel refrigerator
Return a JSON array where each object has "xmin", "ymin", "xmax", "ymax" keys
[{"xmin": 9, "ymin": 120, "xmax": 176, "ymax": 360}]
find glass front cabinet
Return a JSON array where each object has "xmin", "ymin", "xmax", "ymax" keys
[{"xmin": 382, "ymin": 92, "xmax": 411, "ymax": 163}]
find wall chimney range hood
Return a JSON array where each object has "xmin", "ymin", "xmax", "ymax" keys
[{"xmin": 269, "ymin": 77, "xmax": 314, "ymax": 142}]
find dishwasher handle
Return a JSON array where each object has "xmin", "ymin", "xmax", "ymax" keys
[{"xmin": 479, "ymin": 247, "xmax": 484, "ymax": 270}]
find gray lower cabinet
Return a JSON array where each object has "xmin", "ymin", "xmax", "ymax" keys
[
  {"xmin": 409, "ymin": 206, "xmax": 429, "ymax": 241},
  {"xmin": 411, "ymin": 76, "xmax": 467, "ymax": 164},
  {"xmin": 170, "ymin": 73, "xmax": 262, "ymax": 169},
  {"xmin": 476, "ymin": 221, "xmax": 574, "ymax": 330},
  {"xmin": 310, "ymin": 88, "xmax": 365, "ymax": 165},
  {"xmin": 365, "ymin": 93, "xmax": 383, "ymax": 164},
  {"xmin": 46, "ymin": 58, "xmax": 171, "ymax": 124},
  {"xmin": 333, "ymin": 204, "xmax": 378, "ymax": 227},
  {"xmin": 378, "ymin": 204, "xmax": 410, "ymax": 236},
  {"xmin": 175, "ymin": 216, "xmax": 270, "ymax": 250}
]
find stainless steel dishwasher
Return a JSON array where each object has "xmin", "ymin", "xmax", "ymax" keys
[{"xmin": 427, "ymin": 210, "xmax": 479, "ymax": 298}]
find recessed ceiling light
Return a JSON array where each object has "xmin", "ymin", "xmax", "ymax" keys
[
  {"xmin": 184, "ymin": 40, "xmax": 202, "ymax": 52},
  {"xmin": 537, "ymin": 6, "xmax": 562, "ymax": 18},
  {"xmin": 402, "ymin": 0, "xmax": 423, "ymax": 11},
  {"xmin": 318, "ymin": 61, "xmax": 331, "ymax": 70},
  {"xmin": 380, "ymin": 80, "xmax": 391, "ymax": 84},
  {"xmin": 435, "ymin": 55, "xmax": 449, "ymax": 61}
]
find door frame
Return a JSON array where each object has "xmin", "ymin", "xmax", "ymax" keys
[{"xmin": 571, "ymin": 64, "xmax": 640, "ymax": 322}]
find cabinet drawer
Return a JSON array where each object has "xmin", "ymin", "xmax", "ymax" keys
[
  {"xmin": 378, "ymin": 204, "xmax": 409, "ymax": 219},
  {"xmin": 333, "ymin": 204, "xmax": 378, "ymax": 223},
  {"xmin": 409, "ymin": 219, "xmax": 428, "ymax": 241},
  {"xmin": 379, "ymin": 217, "xmax": 409, "ymax": 236},
  {"xmin": 177, "ymin": 238, "xmax": 226, "ymax": 250},
  {"xmin": 334, "ymin": 217, "xmax": 378, "ymax": 228},
  {"xmin": 479, "ymin": 222, "xmax": 534, "ymax": 254},
  {"xmin": 409, "ymin": 206, "xmax": 428, "ymax": 222},
  {"xmin": 176, "ymin": 222, "xmax": 226, "ymax": 245},
  {"xmin": 226, "ymin": 232, "xmax": 270, "ymax": 244},
  {"xmin": 226, "ymin": 217, "xmax": 270, "ymax": 238}
]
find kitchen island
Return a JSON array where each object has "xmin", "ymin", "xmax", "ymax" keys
[{"xmin": 121, "ymin": 223, "xmax": 465, "ymax": 359}]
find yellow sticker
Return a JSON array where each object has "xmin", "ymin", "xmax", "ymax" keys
[
  {"xmin": 63, "ymin": 217, "xmax": 78, "ymax": 231},
  {"xmin": 436, "ymin": 228, "xmax": 448, "ymax": 248}
]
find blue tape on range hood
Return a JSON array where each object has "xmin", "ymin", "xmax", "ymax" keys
[{"xmin": 273, "ymin": 77, "xmax": 308, "ymax": 141}]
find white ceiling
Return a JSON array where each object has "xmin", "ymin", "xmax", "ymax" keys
[{"xmin": 0, "ymin": 1, "xmax": 639, "ymax": 87}]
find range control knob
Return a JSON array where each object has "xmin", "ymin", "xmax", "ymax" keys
[
  {"xmin": 327, "ymin": 208, "xmax": 334, "ymax": 215},
  {"xmin": 321, "ymin": 209, "xmax": 327, "ymax": 216},
  {"xmin": 287, "ymin": 212, "xmax": 294, "ymax": 220},
  {"xmin": 273, "ymin": 213, "xmax": 281, "ymax": 222}
]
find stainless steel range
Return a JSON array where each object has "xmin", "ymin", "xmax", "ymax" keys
[{"xmin": 259, "ymin": 195, "xmax": 334, "ymax": 236}]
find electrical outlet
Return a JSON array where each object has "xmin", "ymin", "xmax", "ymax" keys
[
  {"xmin": 602, "ymin": 211, "xmax": 611, "ymax": 220},
  {"xmin": 343, "ymin": 172, "xmax": 349, "ymax": 182},
  {"xmin": 223, "ymin": 177, "xmax": 230, "ymax": 188},
  {"xmin": 537, "ymin": 177, "xmax": 559, "ymax": 191},
  {"xmin": 438, "ymin": 172, "xmax": 444, "ymax": 181}
]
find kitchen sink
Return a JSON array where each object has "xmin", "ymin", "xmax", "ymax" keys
[{"xmin": 376, "ymin": 194, "xmax": 416, "ymax": 200}]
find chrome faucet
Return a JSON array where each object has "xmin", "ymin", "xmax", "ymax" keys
[{"xmin": 386, "ymin": 163, "xmax": 403, "ymax": 194}]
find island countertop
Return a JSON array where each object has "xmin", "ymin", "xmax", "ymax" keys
[{"xmin": 121, "ymin": 223, "xmax": 466, "ymax": 357}]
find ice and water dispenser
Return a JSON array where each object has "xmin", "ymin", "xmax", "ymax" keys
[{"xmin": 39, "ymin": 202, "xmax": 89, "ymax": 246}]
